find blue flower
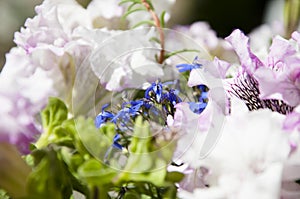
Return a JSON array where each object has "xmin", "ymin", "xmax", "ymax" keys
[
  {"xmin": 194, "ymin": 84, "xmax": 208, "ymax": 103},
  {"xmin": 162, "ymin": 89, "xmax": 182, "ymax": 106},
  {"xmin": 145, "ymin": 81, "xmax": 163, "ymax": 103},
  {"xmin": 125, "ymin": 100, "xmax": 144, "ymax": 115},
  {"xmin": 111, "ymin": 108, "xmax": 131, "ymax": 124},
  {"xmin": 95, "ymin": 104, "xmax": 114, "ymax": 128},
  {"xmin": 111, "ymin": 100, "xmax": 144, "ymax": 125},
  {"xmin": 189, "ymin": 102, "xmax": 207, "ymax": 114},
  {"xmin": 176, "ymin": 56, "xmax": 202, "ymax": 73},
  {"xmin": 104, "ymin": 133, "xmax": 126, "ymax": 163},
  {"xmin": 112, "ymin": 134, "xmax": 123, "ymax": 150},
  {"xmin": 189, "ymin": 84, "xmax": 209, "ymax": 114}
]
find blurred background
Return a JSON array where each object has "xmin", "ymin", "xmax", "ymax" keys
[{"xmin": 0, "ymin": 0, "xmax": 275, "ymax": 70}]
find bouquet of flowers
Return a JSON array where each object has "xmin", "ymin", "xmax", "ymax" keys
[{"xmin": 0, "ymin": 0, "xmax": 299, "ymax": 198}]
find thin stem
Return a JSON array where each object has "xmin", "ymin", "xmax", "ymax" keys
[{"xmin": 141, "ymin": 0, "xmax": 165, "ymax": 64}]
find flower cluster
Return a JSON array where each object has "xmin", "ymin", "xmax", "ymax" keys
[{"xmin": 0, "ymin": 0, "xmax": 300, "ymax": 198}]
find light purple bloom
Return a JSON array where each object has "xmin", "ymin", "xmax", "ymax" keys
[
  {"xmin": 0, "ymin": 50, "xmax": 53, "ymax": 154},
  {"xmin": 226, "ymin": 29, "xmax": 300, "ymax": 107},
  {"xmin": 0, "ymin": 0, "xmax": 101, "ymax": 153}
]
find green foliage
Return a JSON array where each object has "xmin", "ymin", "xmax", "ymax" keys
[
  {"xmin": 119, "ymin": 0, "xmax": 163, "ymax": 29},
  {"xmin": 21, "ymin": 98, "xmax": 183, "ymax": 199},
  {"xmin": 26, "ymin": 148, "xmax": 73, "ymax": 199},
  {"xmin": 0, "ymin": 189, "xmax": 9, "ymax": 199},
  {"xmin": 35, "ymin": 97, "xmax": 68, "ymax": 148}
]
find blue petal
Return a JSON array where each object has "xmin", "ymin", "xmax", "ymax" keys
[
  {"xmin": 176, "ymin": 63, "xmax": 202, "ymax": 73},
  {"xmin": 189, "ymin": 102, "xmax": 207, "ymax": 114},
  {"xmin": 162, "ymin": 89, "xmax": 182, "ymax": 105},
  {"xmin": 112, "ymin": 134, "xmax": 123, "ymax": 150},
  {"xmin": 145, "ymin": 82, "xmax": 163, "ymax": 103},
  {"xmin": 95, "ymin": 111, "xmax": 114, "ymax": 128}
]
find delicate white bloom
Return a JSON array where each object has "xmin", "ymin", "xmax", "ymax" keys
[
  {"xmin": 178, "ymin": 109, "xmax": 291, "ymax": 199},
  {"xmin": 87, "ymin": 0, "xmax": 123, "ymax": 20},
  {"xmin": 90, "ymin": 28, "xmax": 170, "ymax": 91},
  {"xmin": 281, "ymin": 105, "xmax": 300, "ymax": 198}
]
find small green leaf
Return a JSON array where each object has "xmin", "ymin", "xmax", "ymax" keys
[
  {"xmin": 119, "ymin": 0, "xmax": 141, "ymax": 6},
  {"xmin": 164, "ymin": 49, "xmax": 200, "ymax": 60},
  {"xmin": 26, "ymin": 148, "xmax": 72, "ymax": 199},
  {"xmin": 35, "ymin": 97, "xmax": 68, "ymax": 148},
  {"xmin": 122, "ymin": 8, "xmax": 147, "ymax": 19},
  {"xmin": 160, "ymin": 11, "xmax": 166, "ymax": 28},
  {"xmin": 149, "ymin": 37, "xmax": 161, "ymax": 44},
  {"xmin": 41, "ymin": 97, "xmax": 68, "ymax": 130},
  {"xmin": 127, "ymin": 2, "xmax": 139, "ymax": 11},
  {"xmin": 132, "ymin": 20, "xmax": 156, "ymax": 28}
]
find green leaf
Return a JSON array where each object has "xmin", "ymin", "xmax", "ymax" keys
[
  {"xmin": 164, "ymin": 49, "xmax": 200, "ymax": 60},
  {"xmin": 119, "ymin": 0, "xmax": 141, "ymax": 6},
  {"xmin": 35, "ymin": 97, "xmax": 68, "ymax": 149},
  {"xmin": 0, "ymin": 189, "xmax": 9, "ymax": 199},
  {"xmin": 41, "ymin": 97, "xmax": 68, "ymax": 131},
  {"xmin": 116, "ymin": 117, "xmax": 170, "ymax": 186},
  {"xmin": 132, "ymin": 20, "xmax": 156, "ymax": 29},
  {"xmin": 160, "ymin": 11, "xmax": 166, "ymax": 28},
  {"xmin": 74, "ymin": 117, "xmax": 115, "ymax": 158},
  {"xmin": 149, "ymin": 37, "xmax": 161, "ymax": 44},
  {"xmin": 127, "ymin": 2, "xmax": 139, "ymax": 11},
  {"xmin": 26, "ymin": 148, "xmax": 72, "ymax": 199},
  {"xmin": 122, "ymin": 8, "xmax": 147, "ymax": 20}
]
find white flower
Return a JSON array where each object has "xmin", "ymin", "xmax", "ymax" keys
[
  {"xmin": 89, "ymin": 28, "xmax": 169, "ymax": 91},
  {"xmin": 178, "ymin": 109, "xmax": 291, "ymax": 199}
]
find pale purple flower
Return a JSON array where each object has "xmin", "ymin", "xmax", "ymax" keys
[
  {"xmin": 175, "ymin": 22, "xmax": 219, "ymax": 50},
  {"xmin": 0, "ymin": 50, "xmax": 53, "ymax": 154},
  {"xmin": 226, "ymin": 29, "xmax": 300, "ymax": 107},
  {"xmin": 225, "ymin": 29, "xmax": 264, "ymax": 75},
  {"xmin": 248, "ymin": 21, "xmax": 285, "ymax": 57},
  {"xmin": 174, "ymin": 22, "xmax": 236, "ymax": 62},
  {"xmin": 0, "ymin": 0, "xmax": 105, "ymax": 153}
]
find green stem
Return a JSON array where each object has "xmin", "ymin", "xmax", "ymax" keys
[{"xmin": 35, "ymin": 128, "xmax": 51, "ymax": 149}]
